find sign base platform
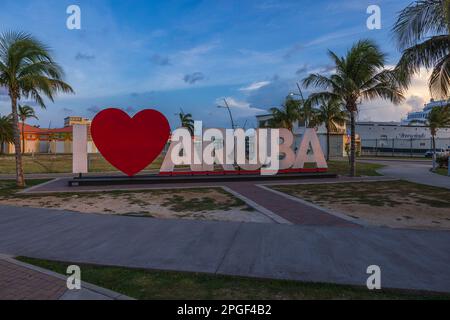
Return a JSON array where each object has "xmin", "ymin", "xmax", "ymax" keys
[{"xmin": 68, "ymin": 170, "xmax": 337, "ymax": 187}]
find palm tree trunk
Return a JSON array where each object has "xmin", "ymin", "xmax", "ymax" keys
[
  {"xmin": 10, "ymin": 95, "xmax": 25, "ymax": 187},
  {"xmin": 326, "ymin": 125, "xmax": 330, "ymax": 161},
  {"xmin": 350, "ymin": 111, "xmax": 356, "ymax": 177},
  {"xmin": 432, "ymin": 134, "xmax": 436, "ymax": 170},
  {"xmin": 22, "ymin": 119, "xmax": 25, "ymax": 154}
]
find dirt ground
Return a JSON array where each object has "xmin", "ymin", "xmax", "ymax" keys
[
  {"xmin": 0, "ymin": 188, "xmax": 273, "ymax": 224},
  {"xmin": 272, "ymin": 181, "xmax": 450, "ymax": 230}
]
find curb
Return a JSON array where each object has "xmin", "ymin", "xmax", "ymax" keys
[{"xmin": 0, "ymin": 254, "xmax": 134, "ymax": 300}]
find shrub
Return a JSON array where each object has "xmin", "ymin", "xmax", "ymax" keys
[{"xmin": 436, "ymin": 154, "xmax": 449, "ymax": 168}]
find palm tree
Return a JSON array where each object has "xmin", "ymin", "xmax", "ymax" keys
[
  {"xmin": 0, "ymin": 31, "xmax": 73, "ymax": 187},
  {"xmin": 303, "ymin": 39, "xmax": 404, "ymax": 176},
  {"xmin": 393, "ymin": 0, "xmax": 450, "ymax": 99},
  {"xmin": 427, "ymin": 105, "xmax": 450, "ymax": 169},
  {"xmin": 0, "ymin": 115, "xmax": 14, "ymax": 154},
  {"xmin": 298, "ymin": 99, "xmax": 317, "ymax": 128},
  {"xmin": 18, "ymin": 104, "xmax": 38, "ymax": 154},
  {"xmin": 268, "ymin": 97, "xmax": 300, "ymax": 131},
  {"xmin": 309, "ymin": 98, "xmax": 348, "ymax": 161},
  {"xmin": 178, "ymin": 111, "xmax": 194, "ymax": 135}
]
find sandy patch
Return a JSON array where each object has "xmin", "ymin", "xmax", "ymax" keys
[
  {"xmin": 272, "ymin": 181, "xmax": 450, "ymax": 230},
  {"xmin": 315, "ymin": 201, "xmax": 450, "ymax": 230},
  {"xmin": 0, "ymin": 188, "xmax": 273, "ymax": 224}
]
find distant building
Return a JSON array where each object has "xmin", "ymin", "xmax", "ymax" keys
[
  {"xmin": 256, "ymin": 114, "xmax": 360, "ymax": 158},
  {"xmin": 356, "ymin": 121, "xmax": 450, "ymax": 155},
  {"xmin": 2, "ymin": 116, "xmax": 98, "ymax": 154},
  {"xmin": 257, "ymin": 99, "xmax": 450, "ymax": 158},
  {"xmin": 357, "ymin": 100, "xmax": 450, "ymax": 155},
  {"xmin": 64, "ymin": 116, "xmax": 92, "ymax": 127}
]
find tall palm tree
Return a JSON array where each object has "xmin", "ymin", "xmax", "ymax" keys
[
  {"xmin": 427, "ymin": 105, "xmax": 450, "ymax": 169},
  {"xmin": 0, "ymin": 31, "xmax": 73, "ymax": 187},
  {"xmin": 178, "ymin": 111, "xmax": 194, "ymax": 135},
  {"xmin": 0, "ymin": 115, "xmax": 14, "ymax": 154},
  {"xmin": 309, "ymin": 98, "xmax": 348, "ymax": 161},
  {"xmin": 393, "ymin": 0, "xmax": 450, "ymax": 99},
  {"xmin": 18, "ymin": 104, "xmax": 38, "ymax": 154},
  {"xmin": 268, "ymin": 97, "xmax": 300, "ymax": 131},
  {"xmin": 298, "ymin": 99, "xmax": 317, "ymax": 128},
  {"xmin": 303, "ymin": 39, "xmax": 404, "ymax": 176}
]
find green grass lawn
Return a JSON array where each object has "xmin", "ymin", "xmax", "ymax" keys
[
  {"xmin": 434, "ymin": 168, "xmax": 449, "ymax": 177},
  {"xmin": 0, "ymin": 154, "xmax": 382, "ymax": 177},
  {"xmin": 0, "ymin": 179, "xmax": 50, "ymax": 197},
  {"xmin": 359, "ymin": 156, "xmax": 430, "ymax": 160},
  {"xmin": 17, "ymin": 257, "xmax": 450, "ymax": 300},
  {"xmin": 0, "ymin": 154, "xmax": 163, "ymax": 174},
  {"xmin": 327, "ymin": 160, "xmax": 383, "ymax": 176}
]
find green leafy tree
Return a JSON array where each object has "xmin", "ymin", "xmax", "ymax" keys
[
  {"xmin": 393, "ymin": 0, "xmax": 450, "ymax": 99},
  {"xmin": 179, "ymin": 111, "xmax": 194, "ymax": 135},
  {"xmin": 0, "ymin": 31, "xmax": 73, "ymax": 187},
  {"xmin": 18, "ymin": 104, "xmax": 38, "ymax": 154},
  {"xmin": 298, "ymin": 99, "xmax": 318, "ymax": 128},
  {"xmin": 303, "ymin": 40, "xmax": 404, "ymax": 176},
  {"xmin": 309, "ymin": 98, "xmax": 348, "ymax": 161},
  {"xmin": 427, "ymin": 105, "xmax": 450, "ymax": 169},
  {"xmin": 0, "ymin": 115, "xmax": 14, "ymax": 154},
  {"xmin": 268, "ymin": 97, "xmax": 301, "ymax": 132}
]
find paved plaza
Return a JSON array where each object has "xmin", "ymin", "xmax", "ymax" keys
[{"xmin": 1, "ymin": 160, "xmax": 449, "ymax": 298}]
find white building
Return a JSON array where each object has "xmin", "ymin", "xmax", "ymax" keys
[
  {"xmin": 358, "ymin": 99, "xmax": 450, "ymax": 155},
  {"xmin": 257, "ymin": 115, "xmax": 353, "ymax": 158},
  {"xmin": 256, "ymin": 99, "xmax": 450, "ymax": 158}
]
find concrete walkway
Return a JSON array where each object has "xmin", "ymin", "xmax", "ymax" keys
[
  {"xmin": 0, "ymin": 254, "xmax": 131, "ymax": 300},
  {"xmin": 360, "ymin": 159, "xmax": 450, "ymax": 189},
  {"xmin": 0, "ymin": 205, "xmax": 449, "ymax": 293}
]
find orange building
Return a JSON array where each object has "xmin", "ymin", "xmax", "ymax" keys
[{"xmin": 2, "ymin": 117, "xmax": 98, "ymax": 154}]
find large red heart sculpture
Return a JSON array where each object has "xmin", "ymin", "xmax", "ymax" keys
[{"xmin": 91, "ymin": 108, "xmax": 170, "ymax": 176}]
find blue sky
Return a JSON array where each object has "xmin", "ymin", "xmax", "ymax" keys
[{"xmin": 0, "ymin": 0, "xmax": 432, "ymax": 129}]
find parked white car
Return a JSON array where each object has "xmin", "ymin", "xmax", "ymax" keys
[{"xmin": 424, "ymin": 149, "xmax": 449, "ymax": 158}]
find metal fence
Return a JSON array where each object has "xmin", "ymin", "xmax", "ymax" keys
[{"xmin": 361, "ymin": 138, "xmax": 450, "ymax": 157}]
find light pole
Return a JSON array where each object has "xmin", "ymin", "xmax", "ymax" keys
[
  {"xmin": 217, "ymin": 98, "xmax": 236, "ymax": 129},
  {"xmin": 289, "ymin": 82, "xmax": 308, "ymax": 127}
]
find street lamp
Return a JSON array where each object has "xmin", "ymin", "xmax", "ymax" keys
[
  {"xmin": 288, "ymin": 82, "xmax": 308, "ymax": 127},
  {"xmin": 217, "ymin": 98, "xmax": 236, "ymax": 129},
  {"xmin": 288, "ymin": 82, "xmax": 306, "ymax": 102}
]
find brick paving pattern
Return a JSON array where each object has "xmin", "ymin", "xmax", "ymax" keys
[
  {"xmin": 224, "ymin": 182, "xmax": 357, "ymax": 227},
  {"xmin": 0, "ymin": 259, "xmax": 66, "ymax": 300}
]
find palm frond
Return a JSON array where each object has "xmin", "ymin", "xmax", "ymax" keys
[
  {"xmin": 0, "ymin": 30, "xmax": 74, "ymax": 109},
  {"xmin": 393, "ymin": 0, "xmax": 448, "ymax": 49},
  {"xmin": 429, "ymin": 54, "xmax": 450, "ymax": 98},
  {"xmin": 302, "ymin": 73, "xmax": 337, "ymax": 91}
]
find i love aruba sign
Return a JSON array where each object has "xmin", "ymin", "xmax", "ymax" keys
[{"xmin": 87, "ymin": 108, "xmax": 328, "ymax": 177}]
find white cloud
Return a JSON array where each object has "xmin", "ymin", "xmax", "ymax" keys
[
  {"xmin": 239, "ymin": 81, "xmax": 271, "ymax": 92},
  {"xmin": 215, "ymin": 97, "xmax": 266, "ymax": 118},
  {"xmin": 359, "ymin": 69, "xmax": 432, "ymax": 122}
]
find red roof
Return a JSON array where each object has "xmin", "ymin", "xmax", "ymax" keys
[
  {"xmin": 41, "ymin": 127, "xmax": 73, "ymax": 134},
  {"xmin": 19, "ymin": 123, "xmax": 45, "ymax": 133},
  {"xmin": 20, "ymin": 123, "xmax": 73, "ymax": 134}
]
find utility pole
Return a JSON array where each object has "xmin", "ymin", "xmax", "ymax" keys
[{"xmin": 217, "ymin": 99, "xmax": 236, "ymax": 129}]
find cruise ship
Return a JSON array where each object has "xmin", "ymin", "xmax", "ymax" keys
[{"xmin": 401, "ymin": 99, "xmax": 450, "ymax": 125}]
